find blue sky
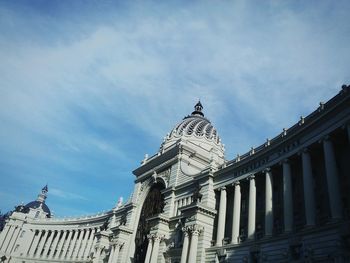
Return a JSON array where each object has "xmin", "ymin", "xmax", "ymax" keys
[{"xmin": 0, "ymin": 0, "xmax": 349, "ymax": 217}]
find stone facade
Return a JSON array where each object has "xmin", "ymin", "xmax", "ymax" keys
[{"xmin": 1, "ymin": 86, "xmax": 350, "ymax": 263}]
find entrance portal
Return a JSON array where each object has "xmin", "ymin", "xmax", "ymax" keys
[{"xmin": 134, "ymin": 182, "xmax": 165, "ymax": 263}]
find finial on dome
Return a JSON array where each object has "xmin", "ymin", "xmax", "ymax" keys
[
  {"xmin": 37, "ymin": 185, "xmax": 48, "ymax": 203},
  {"xmin": 42, "ymin": 184, "xmax": 48, "ymax": 194},
  {"xmin": 191, "ymin": 101, "xmax": 204, "ymax": 117}
]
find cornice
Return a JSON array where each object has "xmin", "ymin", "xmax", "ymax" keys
[
  {"xmin": 133, "ymin": 145, "xmax": 179, "ymax": 177},
  {"xmin": 179, "ymin": 202, "xmax": 217, "ymax": 218},
  {"xmin": 215, "ymin": 87, "xmax": 350, "ymax": 179}
]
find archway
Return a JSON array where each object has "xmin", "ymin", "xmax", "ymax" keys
[{"xmin": 134, "ymin": 182, "xmax": 165, "ymax": 263}]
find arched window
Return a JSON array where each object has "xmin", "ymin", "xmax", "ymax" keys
[{"xmin": 35, "ymin": 211, "xmax": 40, "ymax": 218}]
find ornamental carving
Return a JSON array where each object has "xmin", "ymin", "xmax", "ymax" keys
[
  {"xmin": 182, "ymin": 224, "xmax": 203, "ymax": 235},
  {"xmin": 158, "ymin": 168, "xmax": 171, "ymax": 185}
]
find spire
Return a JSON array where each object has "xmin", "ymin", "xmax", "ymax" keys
[
  {"xmin": 191, "ymin": 101, "xmax": 204, "ymax": 117},
  {"xmin": 37, "ymin": 185, "xmax": 48, "ymax": 203},
  {"xmin": 42, "ymin": 185, "xmax": 48, "ymax": 194}
]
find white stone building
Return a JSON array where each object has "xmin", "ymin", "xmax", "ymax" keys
[{"xmin": 1, "ymin": 85, "xmax": 350, "ymax": 263}]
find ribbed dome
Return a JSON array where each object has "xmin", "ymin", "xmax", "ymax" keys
[
  {"xmin": 170, "ymin": 115, "xmax": 220, "ymax": 144},
  {"xmin": 160, "ymin": 101, "xmax": 223, "ymax": 151}
]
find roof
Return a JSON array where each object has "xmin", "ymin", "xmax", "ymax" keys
[{"xmin": 24, "ymin": 201, "xmax": 51, "ymax": 217}]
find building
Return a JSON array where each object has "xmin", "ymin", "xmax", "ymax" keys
[{"xmin": 0, "ymin": 85, "xmax": 350, "ymax": 263}]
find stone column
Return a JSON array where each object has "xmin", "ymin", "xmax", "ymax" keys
[
  {"xmin": 66, "ymin": 230, "xmax": 78, "ymax": 258},
  {"xmin": 22, "ymin": 230, "xmax": 36, "ymax": 256},
  {"xmin": 323, "ymin": 137, "xmax": 342, "ymax": 219},
  {"xmin": 7, "ymin": 226, "xmax": 20, "ymax": 254},
  {"xmin": 108, "ymin": 245, "xmax": 115, "ymax": 263},
  {"xmin": 28, "ymin": 231, "xmax": 41, "ymax": 257},
  {"xmin": 93, "ymin": 247, "xmax": 102, "ymax": 263},
  {"xmin": 231, "ymin": 182, "xmax": 241, "ymax": 244},
  {"xmin": 84, "ymin": 228, "xmax": 96, "ymax": 259},
  {"xmin": 49, "ymin": 231, "xmax": 60, "ymax": 259},
  {"xmin": 174, "ymin": 200, "xmax": 178, "ymax": 216},
  {"xmin": 150, "ymin": 234, "xmax": 162, "ymax": 263},
  {"xmin": 78, "ymin": 229, "xmax": 90, "ymax": 259},
  {"xmin": 216, "ymin": 187, "xmax": 227, "ymax": 246},
  {"xmin": 36, "ymin": 230, "xmax": 49, "ymax": 257},
  {"xmin": 62, "ymin": 230, "xmax": 73, "ymax": 258},
  {"xmin": 54, "ymin": 230, "xmax": 68, "ymax": 259},
  {"xmin": 0, "ymin": 224, "xmax": 11, "ymax": 251},
  {"xmin": 188, "ymin": 226, "xmax": 201, "ymax": 262},
  {"xmin": 42, "ymin": 230, "xmax": 54, "ymax": 257},
  {"xmin": 283, "ymin": 160, "xmax": 293, "ymax": 232},
  {"xmin": 72, "ymin": 229, "xmax": 85, "ymax": 259},
  {"xmin": 1, "ymin": 225, "xmax": 13, "ymax": 253},
  {"xmin": 264, "ymin": 168, "xmax": 273, "ymax": 237},
  {"xmin": 301, "ymin": 149, "xmax": 316, "ymax": 226},
  {"xmin": 112, "ymin": 243, "xmax": 122, "ymax": 262},
  {"xmin": 144, "ymin": 234, "xmax": 153, "ymax": 263},
  {"xmin": 248, "ymin": 176, "xmax": 256, "ymax": 240},
  {"xmin": 180, "ymin": 229, "xmax": 189, "ymax": 263}
]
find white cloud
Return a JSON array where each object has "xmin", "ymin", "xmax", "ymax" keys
[
  {"xmin": 0, "ymin": 0, "xmax": 349, "ymax": 215},
  {"xmin": 50, "ymin": 188, "xmax": 87, "ymax": 201}
]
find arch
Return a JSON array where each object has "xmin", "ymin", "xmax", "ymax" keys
[
  {"xmin": 155, "ymin": 176, "xmax": 167, "ymax": 188},
  {"xmin": 133, "ymin": 182, "xmax": 165, "ymax": 263}
]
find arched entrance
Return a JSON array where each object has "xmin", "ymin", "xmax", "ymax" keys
[{"xmin": 134, "ymin": 182, "xmax": 165, "ymax": 263}]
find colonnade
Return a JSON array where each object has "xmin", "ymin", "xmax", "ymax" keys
[
  {"xmin": 107, "ymin": 241, "xmax": 123, "ymax": 263},
  {"xmin": 215, "ymin": 136, "xmax": 344, "ymax": 246},
  {"xmin": 0, "ymin": 224, "xmax": 21, "ymax": 255},
  {"xmin": 24, "ymin": 227, "xmax": 97, "ymax": 260},
  {"xmin": 144, "ymin": 233, "xmax": 164, "ymax": 263},
  {"xmin": 180, "ymin": 225, "xmax": 201, "ymax": 263}
]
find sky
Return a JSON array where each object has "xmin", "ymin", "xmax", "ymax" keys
[{"xmin": 0, "ymin": 0, "xmax": 349, "ymax": 217}]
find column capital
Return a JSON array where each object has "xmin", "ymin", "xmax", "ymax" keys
[
  {"xmin": 247, "ymin": 174, "xmax": 255, "ymax": 180},
  {"xmin": 189, "ymin": 224, "xmax": 203, "ymax": 235},
  {"xmin": 148, "ymin": 233, "xmax": 164, "ymax": 242},
  {"xmin": 263, "ymin": 167, "xmax": 271, "ymax": 173},
  {"xmin": 191, "ymin": 229, "xmax": 200, "ymax": 236},
  {"xmin": 183, "ymin": 224, "xmax": 203, "ymax": 236},
  {"xmin": 153, "ymin": 236, "xmax": 162, "ymax": 242},
  {"xmin": 232, "ymin": 181, "xmax": 240, "ymax": 186},
  {"xmin": 219, "ymin": 186, "xmax": 226, "ymax": 191}
]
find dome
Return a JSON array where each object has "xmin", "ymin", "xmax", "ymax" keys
[
  {"xmin": 171, "ymin": 116, "xmax": 220, "ymax": 143},
  {"xmin": 160, "ymin": 101, "xmax": 224, "ymax": 152},
  {"xmin": 16, "ymin": 185, "xmax": 51, "ymax": 218},
  {"xmin": 24, "ymin": 201, "xmax": 51, "ymax": 217}
]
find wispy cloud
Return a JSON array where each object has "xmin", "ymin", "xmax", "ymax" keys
[
  {"xmin": 0, "ymin": 0, "xmax": 349, "ymax": 216},
  {"xmin": 50, "ymin": 188, "xmax": 87, "ymax": 201}
]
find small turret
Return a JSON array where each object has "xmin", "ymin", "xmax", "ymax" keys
[
  {"xmin": 191, "ymin": 101, "xmax": 204, "ymax": 117},
  {"xmin": 37, "ymin": 185, "xmax": 48, "ymax": 203}
]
